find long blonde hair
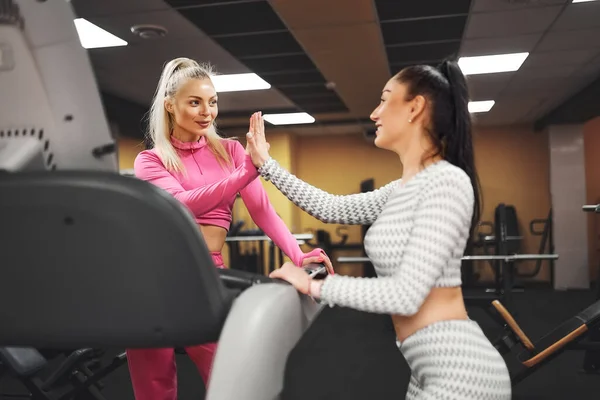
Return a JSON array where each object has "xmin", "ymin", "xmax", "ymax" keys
[{"xmin": 146, "ymin": 57, "xmax": 232, "ymax": 173}]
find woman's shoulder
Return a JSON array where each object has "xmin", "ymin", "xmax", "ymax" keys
[
  {"xmin": 218, "ymin": 137, "xmax": 245, "ymax": 160},
  {"xmin": 219, "ymin": 136, "xmax": 242, "ymax": 149},
  {"xmin": 435, "ymin": 160, "xmax": 470, "ymax": 181},
  {"xmin": 134, "ymin": 148, "xmax": 160, "ymax": 164},
  {"xmin": 424, "ymin": 161, "xmax": 473, "ymax": 197}
]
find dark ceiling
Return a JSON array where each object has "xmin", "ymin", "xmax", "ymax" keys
[{"xmin": 71, "ymin": 0, "xmax": 600, "ymax": 139}]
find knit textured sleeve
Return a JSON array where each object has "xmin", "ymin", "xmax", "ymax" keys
[
  {"xmin": 258, "ymin": 157, "xmax": 399, "ymax": 225},
  {"xmin": 318, "ymin": 170, "xmax": 474, "ymax": 315},
  {"xmin": 227, "ymin": 141, "xmax": 324, "ymax": 267}
]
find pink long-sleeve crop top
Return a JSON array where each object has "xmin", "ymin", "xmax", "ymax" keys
[{"xmin": 133, "ymin": 135, "xmax": 319, "ymax": 267}]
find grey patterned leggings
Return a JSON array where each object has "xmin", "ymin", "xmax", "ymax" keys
[{"xmin": 397, "ymin": 319, "xmax": 512, "ymax": 400}]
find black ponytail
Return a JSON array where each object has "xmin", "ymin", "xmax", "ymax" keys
[
  {"xmin": 439, "ymin": 60, "xmax": 481, "ymax": 234},
  {"xmin": 394, "ymin": 60, "xmax": 482, "ymax": 236}
]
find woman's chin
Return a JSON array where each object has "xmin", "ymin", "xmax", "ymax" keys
[
  {"xmin": 191, "ymin": 126, "xmax": 210, "ymax": 135},
  {"xmin": 373, "ymin": 134, "xmax": 387, "ymax": 149}
]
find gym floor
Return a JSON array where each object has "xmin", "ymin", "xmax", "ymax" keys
[{"xmin": 1, "ymin": 288, "xmax": 599, "ymax": 399}]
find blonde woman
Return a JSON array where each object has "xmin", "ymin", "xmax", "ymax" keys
[{"xmin": 130, "ymin": 57, "xmax": 332, "ymax": 400}]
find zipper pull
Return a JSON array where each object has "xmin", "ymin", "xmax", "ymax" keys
[{"xmin": 191, "ymin": 148, "xmax": 203, "ymax": 175}]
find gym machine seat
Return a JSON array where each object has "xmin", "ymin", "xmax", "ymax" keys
[
  {"xmin": 492, "ymin": 299, "xmax": 600, "ymax": 384},
  {"xmin": 0, "ymin": 170, "xmax": 323, "ymax": 400}
]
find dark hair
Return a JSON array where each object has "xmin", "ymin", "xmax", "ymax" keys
[{"xmin": 394, "ymin": 60, "xmax": 482, "ymax": 235}]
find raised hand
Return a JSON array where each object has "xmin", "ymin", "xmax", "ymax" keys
[{"xmin": 246, "ymin": 112, "xmax": 271, "ymax": 168}]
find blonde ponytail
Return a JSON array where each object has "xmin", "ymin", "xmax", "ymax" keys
[{"xmin": 146, "ymin": 57, "xmax": 233, "ymax": 174}]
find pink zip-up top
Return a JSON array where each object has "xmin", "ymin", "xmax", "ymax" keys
[{"xmin": 133, "ymin": 135, "xmax": 321, "ymax": 267}]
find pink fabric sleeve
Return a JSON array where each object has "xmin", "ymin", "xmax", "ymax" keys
[
  {"xmin": 133, "ymin": 150, "xmax": 259, "ymax": 216},
  {"xmin": 229, "ymin": 141, "xmax": 325, "ymax": 266}
]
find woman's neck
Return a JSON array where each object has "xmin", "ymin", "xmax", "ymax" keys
[
  {"xmin": 397, "ymin": 132, "xmax": 441, "ymax": 182},
  {"xmin": 172, "ymin": 126, "xmax": 200, "ymax": 143},
  {"xmin": 400, "ymin": 152, "xmax": 442, "ymax": 182}
]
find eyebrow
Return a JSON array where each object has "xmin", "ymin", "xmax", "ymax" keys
[
  {"xmin": 188, "ymin": 95, "xmax": 218, "ymax": 100},
  {"xmin": 382, "ymin": 89, "xmax": 391, "ymax": 93}
]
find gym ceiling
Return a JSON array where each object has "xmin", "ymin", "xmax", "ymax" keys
[{"xmin": 70, "ymin": 0, "xmax": 600, "ymax": 138}]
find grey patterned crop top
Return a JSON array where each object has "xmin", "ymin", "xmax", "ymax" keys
[{"xmin": 258, "ymin": 158, "xmax": 474, "ymax": 316}]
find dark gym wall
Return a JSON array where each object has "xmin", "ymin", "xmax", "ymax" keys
[{"xmin": 584, "ymin": 117, "xmax": 600, "ymax": 281}]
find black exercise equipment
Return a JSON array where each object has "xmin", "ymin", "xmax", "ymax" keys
[
  {"xmin": 464, "ymin": 204, "xmax": 555, "ymax": 289},
  {"xmin": 360, "ymin": 179, "xmax": 376, "ymax": 277},
  {"xmin": 0, "ymin": 170, "xmax": 324, "ymax": 400},
  {"xmin": 492, "ymin": 203, "xmax": 555, "ymax": 287},
  {"xmin": 493, "ymin": 204, "xmax": 522, "ymax": 295},
  {"xmin": 227, "ymin": 198, "xmax": 264, "ymax": 273},
  {"xmin": 582, "ymin": 204, "xmax": 600, "ymax": 374},
  {"xmin": 226, "ymin": 225, "xmax": 265, "ymax": 274},
  {"xmin": 461, "ymin": 220, "xmax": 494, "ymax": 287},
  {"xmin": 492, "ymin": 298, "xmax": 600, "ymax": 385},
  {"xmin": 462, "ymin": 203, "xmax": 557, "ymax": 316},
  {"xmin": 526, "ymin": 208, "xmax": 555, "ymax": 283},
  {"xmin": 304, "ymin": 227, "xmax": 363, "ymax": 259},
  {"xmin": 0, "ymin": 171, "xmax": 235, "ymax": 350},
  {"xmin": 0, "ymin": 170, "xmax": 234, "ymax": 398},
  {"xmin": 495, "ymin": 203, "xmax": 522, "ymax": 255},
  {"xmin": 462, "ymin": 254, "xmax": 558, "ymax": 315},
  {"xmin": 491, "ymin": 204, "xmax": 600, "ymax": 385},
  {"xmin": 227, "ymin": 197, "xmax": 313, "ymax": 274},
  {"xmin": 0, "ymin": 348, "xmax": 126, "ymax": 400}
]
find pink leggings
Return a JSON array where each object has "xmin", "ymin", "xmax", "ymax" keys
[{"xmin": 126, "ymin": 252, "xmax": 225, "ymax": 400}]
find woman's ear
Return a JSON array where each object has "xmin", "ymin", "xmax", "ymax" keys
[
  {"xmin": 164, "ymin": 98, "xmax": 174, "ymax": 114},
  {"xmin": 409, "ymin": 95, "xmax": 427, "ymax": 122}
]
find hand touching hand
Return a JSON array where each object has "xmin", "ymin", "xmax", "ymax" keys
[
  {"xmin": 301, "ymin": 249, "xmax": 335, "ymax": 275},
  {"xmin": 245, "ymin": 112, "xmax": 271, "ymax": 169},
  {"xmin": 270, "ymin": 262, "xmax": 323, "ymax": 299}
]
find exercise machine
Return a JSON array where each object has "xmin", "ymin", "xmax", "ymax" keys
[
  {"xmin": 582, "ymin": 204, "xmax": 600, "ymax": 375},
  {"xmin": 224, "ymin": 198, "xmax": 313, "ymax": 274},
  {"xmin": 303, "ymin": 227, "xmax": 363, "ymax": 263},
  {"xmin": 0, "ymin": 169, "xmax": 325, "ymax": 400},
  {"xmin": 492, "ymin": 297, "xmax": 600, "ymax": 385},
  {"xmin": 491, "ymin": 205, "xmax": 600, "ymax": 386},
  {"xmin": 463, "ymin": 204, "xmax": 555, "ymax": 291},
  {"xmin": 461, "ymin": 254, "xmax": 558, "ymax": 313},
  {"xmin": 457, "ymin": 203, "xmax": 558, "ymax": 318},
  {"xmin": 0, "ymin": 348, "xmax": 127, "ymax": 400},
  {"xmin": 226, "ymin": 232, "xmax": 313, "ymax": 275},
  {"xmin": 0, "ymin": 1, "xmax": 325, "ymax": 399},
  {"xmin": 494, "ymin": 204, "xmax": 556, "ymax": 287},
  {"xmin": 359, "ymin": 179, "xmax": 376, "ymax": 277},
  {"xmin": 1, "ymin": 0, "xmax": 123, "ymax": 398}
]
